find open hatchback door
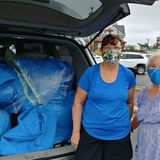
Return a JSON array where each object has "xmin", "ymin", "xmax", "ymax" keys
[{"xmin": 0, "ymin": 0, "xmax": 157, "ymax": 37}]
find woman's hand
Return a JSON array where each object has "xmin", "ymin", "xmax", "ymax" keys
[
  {"xmin": 71, "ymin": 132, "xmax": 80, "ymax": 150},
  {"xmin": 71, "ymin": 87, "xmax": 87, "ymax": 150},
  {"xmin": 131, "ymin": 115, "xmax": 139, "ymax": 130}
]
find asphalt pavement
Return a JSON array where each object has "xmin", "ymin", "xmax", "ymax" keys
[{"xmin": 134, "ymin": 73, "xmax": 150, "ymax": 106}]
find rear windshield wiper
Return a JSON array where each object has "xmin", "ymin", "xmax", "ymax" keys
[{"xmin": 32, "ymin": 0, "xmax": 49, "ymax": 4}]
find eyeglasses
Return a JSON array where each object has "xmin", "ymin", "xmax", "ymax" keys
[{"xmin": 103, "ymin": 46, "xmax": 122, "ymax": 51}]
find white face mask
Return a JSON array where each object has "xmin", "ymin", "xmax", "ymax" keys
[{"xmin": 102, "ymin": 49, "xmax": 122, "ymax": 64}]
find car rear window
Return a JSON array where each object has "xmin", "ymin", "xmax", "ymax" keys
[{"xmin": 8, "ymin": 0, "xmax": 102, "ymax": 20}]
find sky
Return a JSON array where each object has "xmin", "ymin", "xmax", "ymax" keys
[{"xmin": 118, "ymin": 1, "xmax": 160, "ymax": 46}]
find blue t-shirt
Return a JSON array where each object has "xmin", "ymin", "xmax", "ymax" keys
[{"xmin": 78, "ymin": 64, "xmax": 136, "ymax": 140}]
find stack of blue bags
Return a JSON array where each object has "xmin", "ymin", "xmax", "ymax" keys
[{"xmin": 0, "ymin": 54, "xmax": 75, "ymax": 155}]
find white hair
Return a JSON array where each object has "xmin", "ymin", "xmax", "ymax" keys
[{"xmin": 147, "ymin": 53, "xmax": 160, "ymax": 68}]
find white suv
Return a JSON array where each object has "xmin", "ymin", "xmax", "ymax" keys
[
  {"xmin": 92, "ymin": 52, "xmax": 103, "ymax": 64},
  {"xmin": 119, "ymin": 52, "xmax": 149, "ymax": 75}
]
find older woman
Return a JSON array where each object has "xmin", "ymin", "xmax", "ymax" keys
[
  {"xmin": 71, "ymin": 34, "xmax": 136, "ymax": 160},
  {"xmin": 132, "ymin": 53, "xmax": 160, "ymax": 160}
]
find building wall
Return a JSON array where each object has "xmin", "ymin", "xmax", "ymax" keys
[{"xmin": 93, "ymin": 24, "xmax": 125, "ymax": 51}]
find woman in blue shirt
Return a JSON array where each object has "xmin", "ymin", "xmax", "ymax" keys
[{"xmin": 71, "ymin": 34, "xmax": 136, "ymax": 160}]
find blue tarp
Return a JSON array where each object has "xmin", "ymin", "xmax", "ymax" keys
[
  {"xmin": 14, "ymin": 57, "xmax": 74, "ymax": 105},
  {"xmin": 0, "ymin": 109, "xmax": 10, "ymax": 137},
  {"xmin": 51, "ymin": 90, "xmax": 75, "ymax": 144},
  {"xmin": 0, "ymin": 57, "xmax": 75, "ymax": 155},
  {"xmin": 0, "ymin": 63, "xmax": 25, "ymax": 114},
  {"xmin": 0, "ymin": 104, "xmax": 57, "ymax": 155}
]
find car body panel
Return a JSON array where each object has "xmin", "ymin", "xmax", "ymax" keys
[
  {"xmin": 92, "ymin": 52, "xmax": 103, "ymax": 64},
  {"xmin": 0, "ymin": 146, "xmax": 75, "ymax": 160}
]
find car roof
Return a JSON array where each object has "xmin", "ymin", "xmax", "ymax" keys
[{"xmin": 0, "ymin": 0, "xmax": 156, "ymax": 37}]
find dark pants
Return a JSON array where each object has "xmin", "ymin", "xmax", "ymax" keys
[{"xmin": 75, "ymin": 127, "xmax": 133, "ymax": 160}]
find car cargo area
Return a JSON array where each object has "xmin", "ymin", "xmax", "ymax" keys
[{"xmin": 0, "ymin": 34, "xmax": 91, "ymax": 159}]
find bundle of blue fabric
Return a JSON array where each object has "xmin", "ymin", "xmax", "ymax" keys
[
  {"xmin": 0, "ymin": 57, "xmax": 75, "ymax": 155},
  {"xmin": 0, "ymin": 61, "xmax": 25, "ymax": 114}
]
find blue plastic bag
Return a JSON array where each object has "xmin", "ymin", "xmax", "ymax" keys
[
  {"xmin": 0, "ymin": 64, "xmax": 26, "ymax": 113},
  {"xmin": 14, "ymin": 57, "xmax": 74, "ymax": 105},
  {"xmin": 0, "ymin": 109, "xmax": 10, "ymax": 137},
  {"xmin": 0, "ymin": 104, "xmax": 57, "ymax": 155}
]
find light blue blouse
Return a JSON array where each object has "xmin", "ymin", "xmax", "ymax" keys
[{"xmin": 137, "ymin": 87, "xmax": 160, "ymax": 160}]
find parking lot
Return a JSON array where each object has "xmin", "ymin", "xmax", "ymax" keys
[{"xmin": 131, "ymin": 73, "xmax": 150, "ymax": 160}]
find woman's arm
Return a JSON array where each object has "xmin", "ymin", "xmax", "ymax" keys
[
  {"xmin": 131, "ymin": 115, "xmax": 139, "ymax": 130},
  {"xmin": 131, "ymin": 93, "xmax": 141, "ymax": 130},
  {"xmin": 128, "ymin": 87, "xmax": 135, "ymax": 120},
  {"xmin": 71, "ymin": 87, "xmax": 87, "ymax": 149}
]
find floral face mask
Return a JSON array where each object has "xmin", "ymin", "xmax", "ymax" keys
[{"xmin": 102, "ymin": 49, "xmax": 122, "ymax": 64}]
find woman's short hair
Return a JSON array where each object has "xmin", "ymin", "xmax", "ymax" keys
[
  {"xmin": 101, "ymin": 34, "xmax": 124, "ymax": 50},
  {"xmin": 147, "ymin": 53, "xmax": 160, "ymax": 68}
]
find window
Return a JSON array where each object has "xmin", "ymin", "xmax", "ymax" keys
[
  {"xmin": 127, "ymin": 54, "xmax": 143, "ymax": 59},
  {"xmin": 52, "ymin": 0, "xmax": 102, "ymax": 19},
  {"xmin": 121, "ymin": 54, "xmax": 128, "ymax": 59},
  {"xmin": 56, "ymin": 45, "xmax": 73, "ymax": 64},
  {"xmin": 10, "ymin": 0, "xmax": 102, "ymax": 20},
  {"xmin": 23, "ymin": 43, "xmax": 43, "ymax": 52},
  {"xmin": 9, "ymin": 45, "xmax": 16, "ymax": 54}
]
